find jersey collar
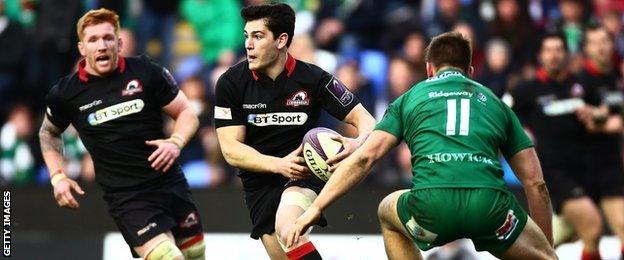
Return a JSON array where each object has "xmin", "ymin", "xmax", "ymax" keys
[
  {"xmin": 251, "ymin": 53, "xmax": 296, "ymax": 81},
  {"xmin": 434, "ymin": 67, "xmax": 464, "ymax": 76},
  {"xmin": 582, "ymin": 58, "xmax": 603, "ymax": 77},
  {"xmin": 536, "ymin": 67, "xmax": 570, "ymax": 84},
  {"xmin": 78, "ymin": 56, "xmax": 126, "ymax": 83}
]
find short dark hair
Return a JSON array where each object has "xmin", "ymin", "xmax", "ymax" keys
[
  {"xmin": 583, "ymin": 23, "xmax": 613, "ymax": 46},
  {"xmin": 540, "ymin": 32, "xmax": 568, "ymax": 52},
  {"xmin": 425, "ymin": 32, "xmax": 472, "ymax": 73},
  {"xmin": 241, "ymin": 3, "xmax": 295, "ymax": 47}
]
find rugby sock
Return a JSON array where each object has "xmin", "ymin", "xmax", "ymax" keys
[
  {"xmin": 286, "ymin": 241, "xmax": 322, "ymax": 260},
  {"xmin": 581, "ymin": 248, "xmax": 601, "ymax": 260}
]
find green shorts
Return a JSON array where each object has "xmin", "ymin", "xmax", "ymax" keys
[{"xmin": 397, "ymin": 188, "xmax": 528, "ymax": 255}]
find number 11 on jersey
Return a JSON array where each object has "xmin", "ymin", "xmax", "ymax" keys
[{"xmin": 446, "ymin": 98, "xmax": 470, "ymax": 136}]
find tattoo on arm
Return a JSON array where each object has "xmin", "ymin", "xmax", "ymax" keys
[{"xmin": 39, "ymin": 117, "xmax": 64, "ymax": 154}]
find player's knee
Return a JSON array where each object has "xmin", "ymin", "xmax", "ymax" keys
[
  {"xmin": 179, "ymin": 236, "xmax": 205, "ymax": 260},
  {"xmin": 144, "ymin": 239, "xmax": 183, "ymax": 260},
  {"xmin": 377, "ymin": 193, "xmax": 398, "ymax": 226}
]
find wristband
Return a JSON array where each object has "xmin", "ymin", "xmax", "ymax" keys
[
  {"xmin": 50, "ymin": 169, "xmax": 67, "ymax": 186},
  {"xmin": 170, "ymin": 134, "xmax": 186, "ymax": 148}
]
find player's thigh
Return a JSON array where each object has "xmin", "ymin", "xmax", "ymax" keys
[
  {"xmin": 134, "ymin": 232, "xmax": 183, "ymax": 260},
  {"xmin": 260, "ymin": 233, "xmax": 288, "ymax": 260},
  {"xmin": 378, "ymin": 189, "xmax": 411, "ymax": 238},
  {"xmin": 496, "ymin": 218, "xmax": 556, "ymax": 260}
]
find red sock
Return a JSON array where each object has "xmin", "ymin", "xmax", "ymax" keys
[
  {"xmin": 581, "ymin": 248, "xmax": 601, "ymax": 260},
  {"xmin": 286, "ymin": 241, "xmax": 322, "ymax": 260}
]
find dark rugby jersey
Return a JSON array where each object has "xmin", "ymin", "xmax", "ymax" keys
[
  {"xmin": 511, "ymin": 69, "xmax": 590, "ymax": 166},
  {"xmin": 45, "ymin": 55, "xmax": 184, "ymax": 192},
  {"xmin": 214, "ymin": 54, "xmax": 360, "ymax": 186},
  {"xmin": 576, "ymin": 59, "xmax": 624, "ymax": 162}
]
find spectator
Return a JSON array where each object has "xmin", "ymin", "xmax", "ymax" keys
[
  {"xmin": 488, "ymin": 0, "xmax": 537, "ymax": 71},
  {"xmin": 0, "ymin": 104, "xmax": 35, "ymax": 185},
  {"xmin": 400, "ymin": 30, "xmax": 427, "ymax": 82},
  {"xmin": 180, "ymin": 0, "xmax": 243, "ymax": 68},
  {"xmin": 0, "ymin": 1, "xmax": 26, "ymax": 120},
  {"xmin": 135, "ymin": 0, "xmax": 180, "ymax": 67},
  {"xmin": 476, "ymin": 38, "xmax": 513, "ymax": 98}
]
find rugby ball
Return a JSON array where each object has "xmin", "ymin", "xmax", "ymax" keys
[{"xmin": 302, "ymin": 127, "xmax": 344, "ymax": 182}]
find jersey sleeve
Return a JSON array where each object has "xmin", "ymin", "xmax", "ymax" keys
[
  {"xmin": 374, "ymin": 96, "xmax": 404, "ymax": 141},
  {"xmin": 214, "ymin": 73, "xmax": 245, "ymax": 128},
  {"xmin": 44, "ymin": 84, "xmax": 71, "ymax": 130},
  {"xmin": 146, "ymin": 57, "xmax": 180, "ymax": 107},
  {"xmin": 501, "ymin": 103, "xmax": 534, "ymax": 159},
  {"xmin": 318, "ymin": 72, "xmax": 360, "ymax": 120}
]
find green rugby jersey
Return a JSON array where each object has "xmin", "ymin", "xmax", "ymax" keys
[{"xmin": 376, "ymin": 68, "xmax": 533, "ymax": 190}]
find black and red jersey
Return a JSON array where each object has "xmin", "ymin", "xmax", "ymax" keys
[
  {"xmin": 45, "ymin": 55, "xmax": 183, "ymax": 192},
  {"xmin": 510, "ymin": 69, "xmax": 592, "ymax": 166},
  {"xmin": 576, "ymin": 59, "xmax": 624, "ymax": 163},
  {"xmin": 214, "ymin": 54, "xmax": 360, "ymax": 187}
]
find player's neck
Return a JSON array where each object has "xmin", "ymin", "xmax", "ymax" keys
[
  {"xmin": 260, "ymin": 51, "xmax": 288, "ymax": 80},
  {"xmin": 590, "ymin": 57, "xmax": 612, "ymax": 74}
]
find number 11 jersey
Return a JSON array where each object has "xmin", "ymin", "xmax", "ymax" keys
[{"xmin": 376, "ymin": 68, "xmax": 533, "ymax": 191}]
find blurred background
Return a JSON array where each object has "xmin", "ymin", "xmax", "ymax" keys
[{"xmin": 1, "ymin": 0, "xmax": 624, "ymax": 259}]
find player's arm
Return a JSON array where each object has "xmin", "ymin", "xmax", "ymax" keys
[
  {"xmin": 508, "ymin": 148, "xmax": 553, "ymax": 245},
  {"xmin": 286, "ymin": 130, "xmax": 398, "ymax": 247},
  {"xmin": 327, "ymin": 104, "xmax": 376, "ymax": 168},
  {"xmin": 39, "ymin": 116, "xmax": 84, "ymax": 209},
  {"xmin": 576, "ymin": 104, "xmax": 623, "ymax": 133},
  {"xmin": 215, "ymin": 125, "xmax": 309, "ymax": 179},
  {"xmin": 145, "ymin": 91, "xmax": 199, "ymax": 172}
]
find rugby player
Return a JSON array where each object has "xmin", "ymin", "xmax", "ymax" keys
[
  {"xmin": 513, "ymin": 32, "xmax": 624, "ymax": 260},
  {"xmin": 39, "ymin": 8, "xmax": 205, "ymax": 260},
  {"xmin": 287, "ymin": 32, "xmax": 556, "ymax": 259},
  {"xmin": 548, "ymin": 25, "xmax": 624, "ymax": 259},
  {"xmin": 214, "ymin": 3, "xmax": 375, "ymax": 259}
]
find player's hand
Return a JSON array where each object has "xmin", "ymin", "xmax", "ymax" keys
[
  {"xmin": 146, "ymin": 139, "xmax": 181, "ymax": 172},
  {"xmin": 52, "ymin": 177, "xmax": 85, "ymax": 209},
  {"xmin": 326, "ymin": 135, "xmax": 363, "ymax": 172},
  {"xmin": 273, "ymin": 144, "xmax": 310, "ymax": 180},
  {"xmin": 286, "ymin": 204, "xmax": 321, "ymax": 248},
  {"xmin": 576, "ymin": 105, "xmax": 606, "ymax": 133}
]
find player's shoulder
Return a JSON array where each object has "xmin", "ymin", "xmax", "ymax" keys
[
  {"xmin": 222, "ymin": 59, "xmax": 252, "ymax": 81},
  {"xmin": 124, "ymin": 55, "xmax": 161, "ymax": 71},
  {"xmin": 48, "ymin": 73, "xmax": 79, "ymax": 98},
  {"xmin": 292, "ymin": 59, "xmax": 327, "ymax": 80}
]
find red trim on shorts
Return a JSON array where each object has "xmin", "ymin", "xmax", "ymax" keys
[
  {"xmin": 286, "ymin": 241, "xmax": 316, "ymax": 260},
  {"xmin": 177, "ymin": 233, "xmax": 204, "ymax": 250}
]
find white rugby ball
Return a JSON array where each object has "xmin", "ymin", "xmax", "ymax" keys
[{"xmin": 302, "ymin": 127, "xmax": 344, "ymax": 182}]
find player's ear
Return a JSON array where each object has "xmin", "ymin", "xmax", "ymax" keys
[
  {"xmin": 78, "ymin": 41, "xmax": 86, "ymax": 56},
  {"xmin": 468, "ymin": 65, "xmax": 474, "ymax": 77},
  {"xmin": 277, "ymin": 32, "xmax": 288, "ymax": 50},
  {"xmin": 426, "ymin": 62, "xmax": 435, "ymax": 78},
  {"xmin": 117, "ymin": 35, "xmax": 124, "ymax": 54}
]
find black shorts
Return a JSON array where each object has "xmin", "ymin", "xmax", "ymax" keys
[
  {"xmin": 241, "ymin": 174, "xmax": 327, "ymax": 239},
  {"xmin": 544, "ymin": 160, "xmax": 624, "ymax": 213},
  {"xmin": 103, "ymin": 177, "xmax": 203, "ymax": 256}
]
